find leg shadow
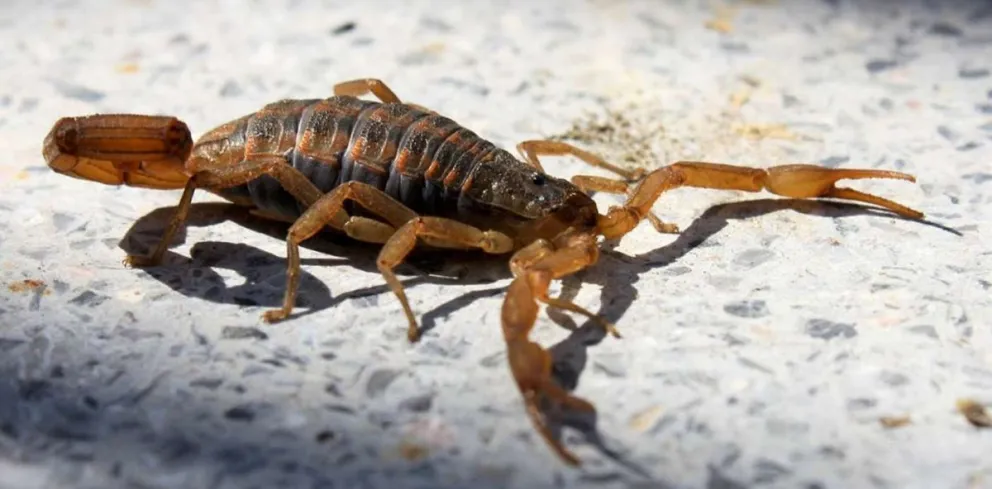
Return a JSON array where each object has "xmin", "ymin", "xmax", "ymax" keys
[
  {"xmin": 533, "ymin": 197, "xmax": 959, "ymax": 472},
  {"xmin": 114, "ymin": 202, "xmax": 513, "ymax": 323}
]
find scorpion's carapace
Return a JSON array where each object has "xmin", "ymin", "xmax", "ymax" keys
[
  {"xmin": 43, "ymin": 114, "xmax": 193, "ymax": 189},
  {"xmin": 41, "ymin": 77, "xmax": 925, "ymax": 466}
]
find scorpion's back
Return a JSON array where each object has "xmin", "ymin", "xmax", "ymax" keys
[{"xmin": 193, "ymin": 95, "xmax": 515, "ymax": 224}]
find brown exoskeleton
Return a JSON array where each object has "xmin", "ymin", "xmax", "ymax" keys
[{"xmin": 42, "ymin": 78, "xmax": 924, "ymax": 465}]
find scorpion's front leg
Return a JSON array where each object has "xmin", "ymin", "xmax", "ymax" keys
[
  {"xmin": 125, "ymin": 155, "xmax": 326, "ymax": 268},
  {"xmin": 516, "ymin": 139, "xmax": 675, "ymax": 233},
  {"xmin": 501, "ymin": 231, "xmax": 602, "ymax": 465},
  {"xmin": 597, "ymin": 162, "xmax": 924, "ymax": 240}
]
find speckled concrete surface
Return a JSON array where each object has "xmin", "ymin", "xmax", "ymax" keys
[{"xmin": 1, "ymin": 0, "xmax": 991, "ymax": 488}]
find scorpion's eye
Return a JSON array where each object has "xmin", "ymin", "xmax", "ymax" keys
[{"xmin": 531, "ymin": 173, "xmax": 546, "ymax": 186}]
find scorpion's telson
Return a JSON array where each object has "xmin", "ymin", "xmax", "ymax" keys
[
  {"xmin": 44, "ymin": 114, "xmax": 193, "ymax": 189},
  {"xmin": 42, "ymin": 78, "xmax": 925, "ymax": 465}
]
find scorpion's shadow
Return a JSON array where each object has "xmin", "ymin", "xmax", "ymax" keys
[
  {"xmin": 115, "ymin": 198, "xmax": 958, "ymax": 474},
  {"xmin": 536, "ymin": 198, "xmax": 958, "ymax": 471},
  {"xmin": 116, "ymin": 202, "xmax": 512, "ymax": 327}
]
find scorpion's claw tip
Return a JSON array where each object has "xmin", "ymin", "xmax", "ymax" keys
[{"xmin": 261, "ymin": 309, "xmax": 288, "ymax": 323}]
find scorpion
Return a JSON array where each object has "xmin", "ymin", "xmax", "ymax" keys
[{"xmin": 42, "ymin": 78, "xmax": 924, "ymax": 465}]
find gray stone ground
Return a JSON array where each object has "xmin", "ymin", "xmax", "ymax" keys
[{"xmin": 1, "ymin": 0, "xmax": 991, "ymax": 488}]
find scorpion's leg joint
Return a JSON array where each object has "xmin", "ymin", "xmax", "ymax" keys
[
  {"xmin": 262, "ymin": 182, "xmax": 418, "ymax": 324},
  {"xmin": 333, "ymin": 78, "xmax": 401, "ymax": 104},
  {"xmin": 378, "ymin": 217, "xmax": 514, "ymax": 342}
]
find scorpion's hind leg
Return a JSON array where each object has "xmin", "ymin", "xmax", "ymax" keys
[
  {"xmin": 377, "ymin": 217, "xmax": 515, "ymax": 341},
  {"xmin": 332, "ymin": 78, "xmax": 437, "ymax": 113},
  {"xmin": 125, "ymin": 155, "xmax": 326, "ymax": 268},
  {"xmin": 261, "ymin": 181, "xmax": 417, "ymax": 325},
  {"xmin": 501, "ymin": 232, "xmax": 603, "ymax": 465},
  {"xmin": 333, "ymin": 78, "xmax": 402, "ymax": 103},
  {"xmin": 598, "ymin": 161, "xmax": 924, "ymax": 240}
]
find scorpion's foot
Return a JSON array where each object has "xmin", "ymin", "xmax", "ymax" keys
[
  {"xmin": 122, "ymin": 254, "xmax": 160, "ymax": 268},
  {"xmin": 261, "ymin": 308, "xmax": 291, "ymax": 324},
  {"xmin": 646, "ymin": 213, "xmax": 680, "ymax": 234},
  {"xmin": 407, "ymin": 322, "xmax": 422, "ymax": 343}
]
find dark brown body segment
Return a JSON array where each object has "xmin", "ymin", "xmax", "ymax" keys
[{"xmin": 197, "ymin": 96, "xmax": 511, "ymax": 225}]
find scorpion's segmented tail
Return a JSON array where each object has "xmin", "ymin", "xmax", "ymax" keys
[{"xmin": 43, "ymin": 114, "xmax": 193, "ymax": 190}]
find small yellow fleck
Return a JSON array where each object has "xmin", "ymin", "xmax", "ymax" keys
[
  {"xmin": 116, "ymin": 62, "xmax": 140, "ymax": 74},
  {"xmin": 733, "ymin": 123, "xmax": 798, "ymax": 141},
  {"xmin": 729, "ymin": 89, "xmax": 752, "ymax": 109},
  {"xmin": 706, "ymin": 5, "xmax": 738, "ymax": 33},
  {"xmin": 8, "ymin": 279, "xmax": 46, "ymax": 293},
  {"xmin": 705, "ymin": 18, "xmax": 734, "ymax": 33},
  {"xmin": 422, "ymin": 42, "xmax": 446, "ymax": 55},
  {"xmin": 628, "ymin": 404, "xmax": 665, "ymax": 432},
  {"xmin": 396, "ymin": 441, "xmax": 429, "ymax": 461},
  {"xmin": 14, "ymin": 170, "xmax": 30, "ymax": 181},
  {"xmin": 879, "ymin": 415, "xmax": 912, "ymax": 428},
  {"xmin": 957, "ymin": 398, "xmax": 992, "ymax": 428}
]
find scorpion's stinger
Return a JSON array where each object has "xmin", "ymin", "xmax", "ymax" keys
[{"xmin": 43, "ymin": 114, "xmax": 193, "ymax": 189}]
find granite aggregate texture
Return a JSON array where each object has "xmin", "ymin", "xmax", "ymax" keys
[{"xmin": 1, "ymin": 0, "xmax": 991, "ymax": 488}]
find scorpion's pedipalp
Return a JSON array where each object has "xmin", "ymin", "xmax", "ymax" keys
[
  {"xmin": 501, "ymin": 231, "xmax": 603, "ymax": 465},
  {"xmin": 43, "ymin": 114, "xmax": 193, "ymax": 189},
  {"xmin": 597, "ymin": 161, "xmax": 924, "ymax": 240}
]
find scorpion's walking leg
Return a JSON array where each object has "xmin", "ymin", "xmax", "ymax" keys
[
  {"xmin": 333, "ymin": 78, "xmax": 437, "ymax": 113},
  {"xmin": 126, "ymin": 155, "xmax": 326, "ymax": 268},
  {"xmin": 333, "ymin": 78, "xmax": 402, "ymax": 103},
  {"xmin": 376, "ymin": 217, "xmax": 515, "ymax": 341},
  {"xmin": 517, "ymin": 140, "xmax": 674, "ymax": 232},
  {"xmin": 501, "ymin": 232, "xmax": 602, "ymax": 465},
  {"xmin": 261, "ymin": 181, "xmax": 420, "ymax": 325},
  {"xmin": 597, "ymin": 162, "xmax": 924, "ymax": 240},
  {"xmin": 570, "ymin": 175, "xmax": 679, "ymax": 234},
  {"xmin": 517, "ymin": 140, "xmax": 641, "ymax": 179}
]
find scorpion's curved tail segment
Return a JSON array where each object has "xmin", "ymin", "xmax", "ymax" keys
[{"xmin": 43, "ymin": 114, "xmax": 193, "ymax": 189}]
